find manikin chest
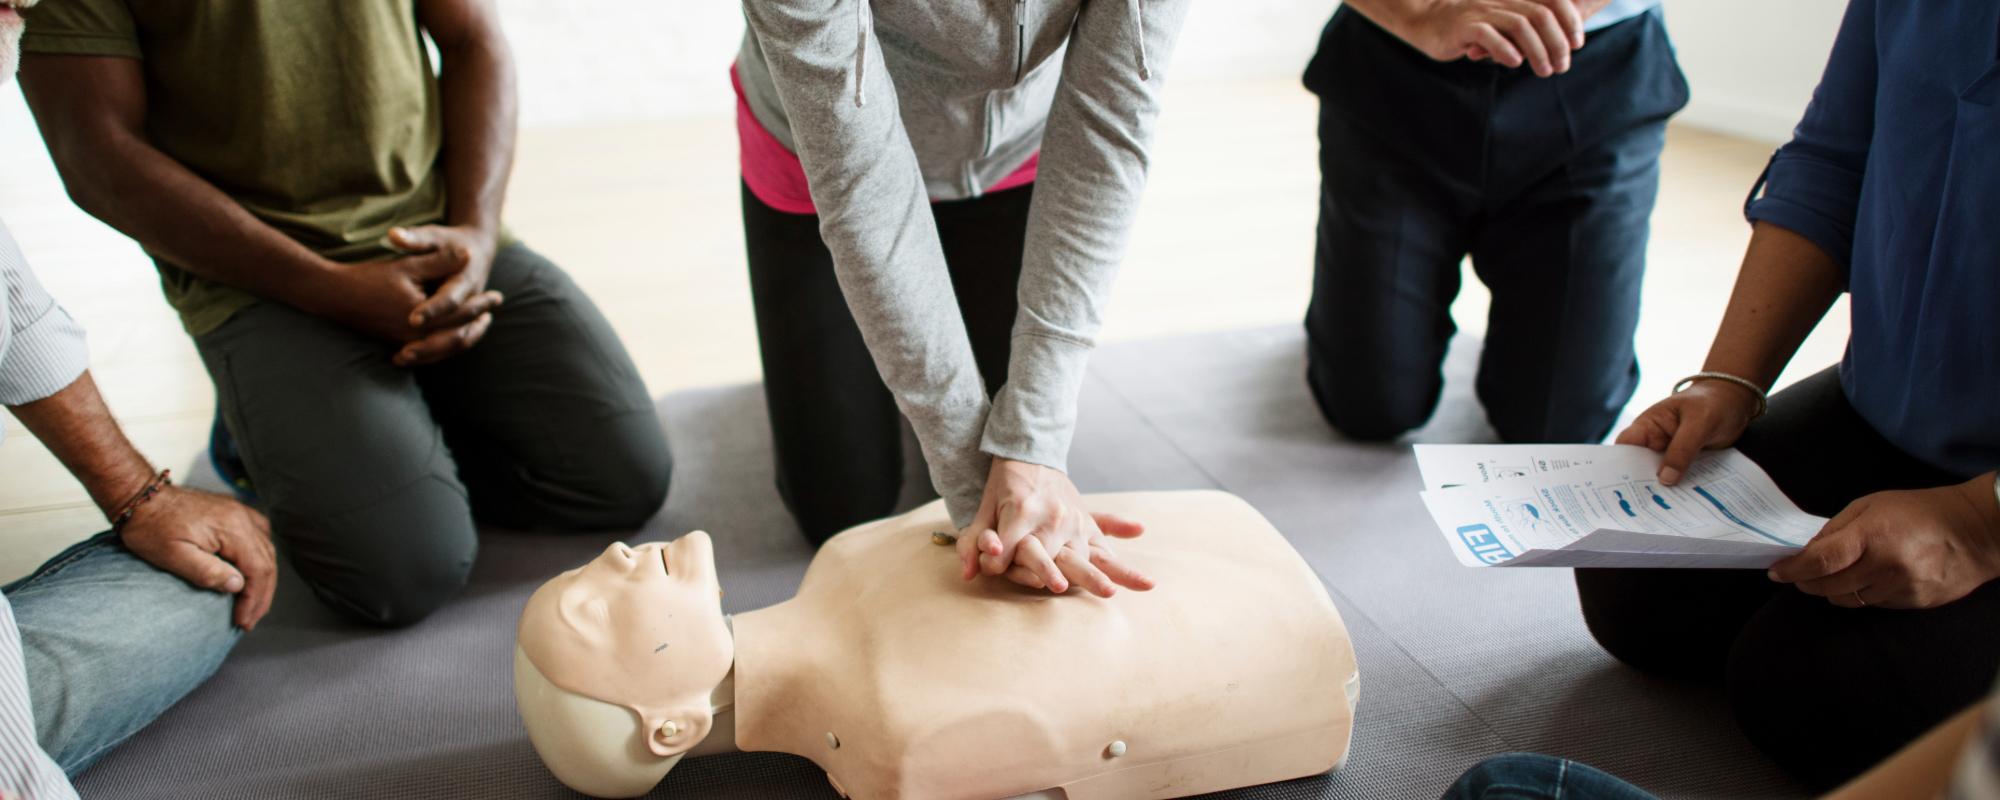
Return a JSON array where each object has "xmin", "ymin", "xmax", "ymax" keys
[{"xmin": 730, "ymin": 492, "xmax": 1360, "ymax": 800}]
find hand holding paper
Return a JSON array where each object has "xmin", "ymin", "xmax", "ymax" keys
[{"xmin": 1415, "ymin": 444, "xmax": 1827, "ymax": 569}]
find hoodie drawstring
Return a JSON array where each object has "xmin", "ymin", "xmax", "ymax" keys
[
  {"xmin": 854, "ymin": 0, "xmax": 871, "ymax": 107},
  {"xmin": 1128, "ymin": 0, "xmax": 1150, "ymax": 81}
]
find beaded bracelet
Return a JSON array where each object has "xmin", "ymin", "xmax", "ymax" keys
[
  {"xmin": 1672, "ymin": 371, "xmax": 1769, "ymax": 419},
  {"xmin": 109, "ymin": 469, "xmax": 172, "ymax": 532}
]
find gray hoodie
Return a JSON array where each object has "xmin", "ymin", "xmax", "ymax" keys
[{"xmin": 739, "ymin": 0, "xmax": 1192, "ymax": 527}]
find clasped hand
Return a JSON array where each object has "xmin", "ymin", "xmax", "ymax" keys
[
  {"xmin": 1412, "ymin": 0, "xmax": 1614, "ymax": 77},
  {"xmin": 954, "ymin": 459, "xmax": 1155, "ymax": 597},
  {"xmin": 318, "ymin": 224, "xmax": 504, "ymax": 366}
]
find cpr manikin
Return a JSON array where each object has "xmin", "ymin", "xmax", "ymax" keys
[{"xmin": 515, "ymin": 491, "xmax": 1360, "ymax": 799}]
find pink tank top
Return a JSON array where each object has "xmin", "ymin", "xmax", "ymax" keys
[{"xmin": 733, "ymin": 64, "xmax": 1039, "ymax": 215}]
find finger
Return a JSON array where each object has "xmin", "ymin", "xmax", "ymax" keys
[
  {"xmin": 1055, "ymin": 546, "xmax": 1117, "ymax": 598},
  {"xmin": 1541, "ymin": 0, "xmax": 1586, "ymax": 50},
  {"xmin": 1769, "ymin": 522, "xmax": 1868, "ymax": 584},
  {"xmin": 1522, "ymin": 2, "xmax": 1573, "ymax": 73},
  {"xmin": 1794, "ymin": 562, "xmax": 1885, "ymax": 599},
  {"xmin": 218, "ymin": 513, "xmax": 280, "ymax": 630},
  {"xmin": 151, "ymin": 540, "xmax": 247, "ymax": 595},
  {"xmin": 394, "ymin": 313, "xmax": 494, "ymax": 367},
  {"xmin": 1016, "ymin": 535, "xmax": 1066, "ymax": 594},
  {"xmin": 1500, "ymin": 11, "xmax": 1554, "ymax": 76},
  {"xmin": 985, "ymin": 501, "xmax": 1038, "ymax": 577},
  {"xmin": 387, "ymin": 226, "xmax": 441, "ymax": 254},
  {"xmin": 957, "ymin": 529, "xmax": 981, "ymax": 581},
  {"xmin": 410, "ymin": 273, "xmax": 486, "ymax": 328},
  {"xmin": 415, "ymin": 290, "xmax": 504, "ymax": 332},
  {"xmin": 1614, "ymin": 414, "xmax": 1663, "ymax": 448},
  {"xmin": 1002, "ymin": 565, "xmax": 1046, "ymax": 590},
  {"xmin": 1090, "ymin": 544, "xmax": 1155, "ymax": 591},
  {"xmin": 1466, "ymin": 44, "xmax": 1490, "ymax": 61},
  {"xmin": 1470, "ymin": 23, "xmax": 1524, "ymax": 68},
  {"xmin": 1089, "ymin": 512, "xmax": 1145, "ymax": 539}
]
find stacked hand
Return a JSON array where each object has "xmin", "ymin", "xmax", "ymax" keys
[
  {"xmin": 955, "ymin": 459, "xmax": 1156, "ymax": 597},
  {"xmin": 119, "ymin": 486, "xmax": 278, "ymax": 630},
  {"xmin": 1620, "ymin": 381, "xmax": 2000, "ymax": 610},
  {"xmin": 1408, "ymin": 0, "xmax": 1614, "ymax": 77},
  {"xmin": 315, "ymin": 224, "xmax": 504, "ymax": 365}
]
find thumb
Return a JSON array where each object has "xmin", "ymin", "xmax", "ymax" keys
[
  {"xmin": 154, "ymin": 540, "xmax": 247, "ymax": 594},
  {"xmin": 1657, "ymin": 409, "xmax": 1708, "ymax": 486},
  {"xmin": 1090, "ymin": 512, "xmax": 1145, "ymax": 539},
  {"xmin": 387, "ymin": 226, "xmax": 442, "ymax": 253},
  {"xmin": 1769, "ymin": 512, "xmax": 1867, "ymax": 584}
]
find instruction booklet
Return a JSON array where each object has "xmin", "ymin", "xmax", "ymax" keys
[{"xmin": 1414, "ymin": 444, "xmax": 1828, "ymax": 569}]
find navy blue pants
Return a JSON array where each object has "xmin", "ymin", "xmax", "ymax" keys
[
  {"xmin": 1302, "ymin": 9, "xmax": 1687, "ymax": 443},
  {"xmin": 1440, "ymin": 754, "xmax": 1657, "ymax": 800}
]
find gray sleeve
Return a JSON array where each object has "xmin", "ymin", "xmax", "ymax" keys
[
  {"xmin": 740, "ymin": 0, "xmax": 993, "ymax": 527},
  {"xmin": 980, "ymin": 0, "xmax": 1192, "ymax": 472},
  {"xmin": 0, "ymin": 220, "xmax": 90, "ymax": 408}
]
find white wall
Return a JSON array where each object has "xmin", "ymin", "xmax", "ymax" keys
[
  {"xmin": 1664, "ymin": 0, "xmax": 1845, "ymax": 143},
  {"xmin": 498, "ymin": 1, "xmax": 1848, "ymax": 144}
]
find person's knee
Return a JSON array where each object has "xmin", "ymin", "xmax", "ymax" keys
[
  {"xmin": 1441, "ymin": 754, "xmax": 1567, "ymax": 800},
  {"xmin": 586, "ymin": 427, "xmax": 674, "ymax": 528},
  {"xmin": 1574, "ymin": 570, "xmax": 1672, "ymax": 672},
  {"xmin": 1723, "ymin": 597, "xmax": 1949, "ymax": 790},
  {"xmin": 285, "ymin": 480, "xmax": 477, "ymax": 627},
  {"xmin": 12, "ymin": 550, "xmax": 241, "ymax": 773},
  {"xmin": 1305, "ymin": 343, "xmax": 1437, "ymax": 441},
  {"xmin": 777, "ymin": 472, "xmax": 898, "ymax": 547}
]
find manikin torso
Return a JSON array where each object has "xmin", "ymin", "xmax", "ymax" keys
[{"xmin": 517, "ymin": 491, "xmax": 1360, "ymax": 800}]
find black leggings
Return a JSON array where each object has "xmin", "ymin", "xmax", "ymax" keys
[
  {"xmin": 742, "ymin": 182, "xmax": 1032, "ymax": 544},
  {"xmin": 1574, "ymin": 367, "xmax": 2000, "ymax": 789}
]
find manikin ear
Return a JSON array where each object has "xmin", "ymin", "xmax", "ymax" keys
[{"xmin": 643, "ymin": 707, "xmax": 714, "ymax": 758}]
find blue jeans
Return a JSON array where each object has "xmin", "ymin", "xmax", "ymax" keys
[
  {"xmin": 1442, "ymin": 754, "xmax": 1659, "ymax": 800},
  {"xmin": 3, "ymin": 531, "xmax": 240, "ymax": 775}
]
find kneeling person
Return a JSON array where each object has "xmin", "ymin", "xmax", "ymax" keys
[
  {"xmin": 18, "ymin": 0, "xmax": 673, "ymax": 625},
  {"xmin": 515, "ymin": 492, "xmax": 1360, "ymax": 799}
]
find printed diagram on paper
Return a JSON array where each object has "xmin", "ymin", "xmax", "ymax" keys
[{"xmin": 1414, "ymin": 445, "xmax": 1829, "ymax": 569}]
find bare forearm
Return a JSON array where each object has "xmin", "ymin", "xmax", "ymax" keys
[
  {"xmin": 18, "ymin": 57, "xmax": 341, "ymax": 316},
  {"xmin": 1700, "ymin": 222, "xmax": 1846, "ymax": 388},
  {"xmin": 7, "ymin": 371, "xmax": 153, "ymax": 516},
  {"xmin": 433, "ymin": 28, "xmax": 516, "ymax": 235}
]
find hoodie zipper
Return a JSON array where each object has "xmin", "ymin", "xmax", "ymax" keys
[{"xmin": 1013, "ymin": 0, "xmax": 1027, "ymax": 84}]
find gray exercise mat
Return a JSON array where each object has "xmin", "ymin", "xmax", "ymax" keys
[{"xmin": 70, "ymin": 327, "xmax": 1807, "ymax": 799}]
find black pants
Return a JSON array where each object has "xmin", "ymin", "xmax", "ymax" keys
[
  {"xmin": 196, "ymin": 244, "xmax": 673, "ymax": 626},
  {"xmin": 1301, "ymin": 9, "xmax": 1687, "ymax": 443},
  {"xmin": 1575, "ymin": 367, "xmax": 2000, "ymax": 789},
  {"xmin": 743, "ymin": 183, "xmax": 1031, "ymax": 544}
]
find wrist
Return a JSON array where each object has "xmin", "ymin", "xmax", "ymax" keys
[
  {"xmin": 288, "ymin": 255, "xmax": 355, "ymax": 319},
  {"xmin": 88, "ymin": 459, "xmax": 160, "ymax": 519},
  {"xmin": 1677, "ymin": 371, "xmax": 1768, "ymax": 418},
  {"xmin": 1958, "ymin": 473, "xmax": 2000, "ymax": 578}
]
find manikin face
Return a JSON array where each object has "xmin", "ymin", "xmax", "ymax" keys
[
  {"xmin": 517, "ymin": 533, "xmax": 734, "ymax": 758},
  {"xmin": 0, "ymin": 0, "xmax": 39, "ymax": 84}
]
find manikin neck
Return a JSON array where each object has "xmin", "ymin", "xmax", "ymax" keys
[{"xmin": 689, "ymin": 616, "xmax": 742, "ymax": 757}]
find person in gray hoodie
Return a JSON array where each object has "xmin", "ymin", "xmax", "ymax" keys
[{"xmin": 736, "ymin": 0, "xmax": 1189, "ymax": 596}]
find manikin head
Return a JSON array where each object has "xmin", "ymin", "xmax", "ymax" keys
[
  {"xmin": 0, "ymin": 0, "xmax": 41, "ymax": 83},
  {"xmin": 515, "ymin": 533, "xmax": 734, "ymax": 798}
]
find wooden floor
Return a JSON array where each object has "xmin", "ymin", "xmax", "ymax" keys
[{"xmin": 0, "ymin": 76, "xmax": 1849, "ymax": 583}]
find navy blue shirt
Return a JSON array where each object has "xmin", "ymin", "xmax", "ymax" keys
[{"xmin": 1746, "ymin": 0, "xmax": 2000, "ymax": 478}]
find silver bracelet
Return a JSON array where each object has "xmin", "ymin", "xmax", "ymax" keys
[{"xmin": 1672, "ymin": 371, "xmax": 1769, "ymax": 419}]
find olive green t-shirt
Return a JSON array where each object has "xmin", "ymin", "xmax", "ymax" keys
[{"xmin": 22, "ymin": 0, "xmax": 447, "ymax": 335}]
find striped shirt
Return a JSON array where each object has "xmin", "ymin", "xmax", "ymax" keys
[
  {"xmin": 1951, "ymin": 681, "xmax": 2000, "ymax": 800},
  {"xmin": 0, "ymin": 597, "xmax": 76, "ymax": 800},
  {"xmin": 0, "ymin": 219, "xmax": 90, "ymax": 434}
]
